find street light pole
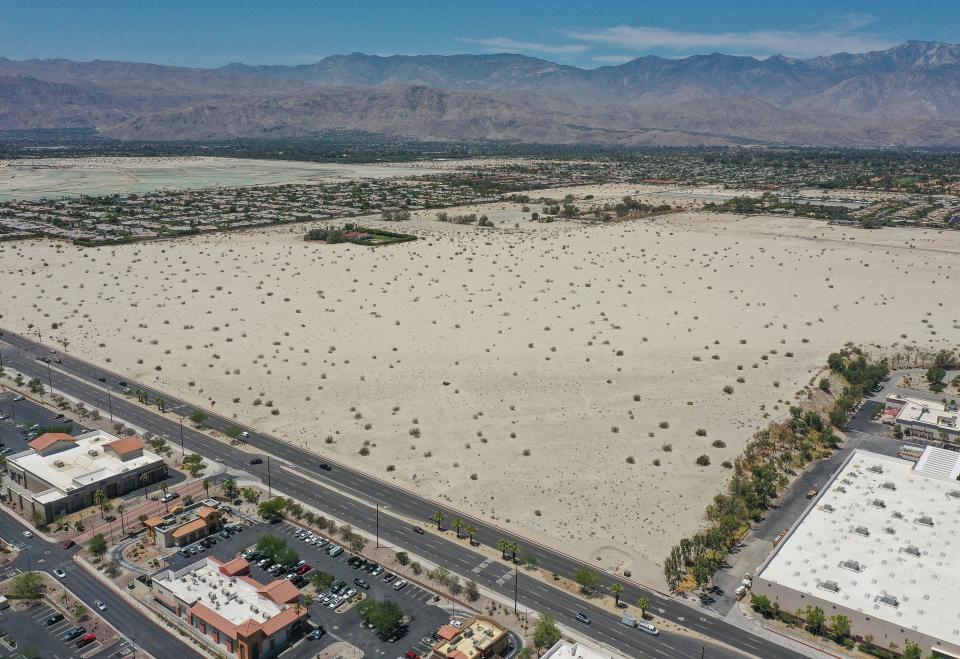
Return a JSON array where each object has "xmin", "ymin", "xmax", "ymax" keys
[
  {"xmin": 514, "ymin": 567, "xmax": 518, "ymax": 614},
  {"xmin": 267, "ymin": 457, "xmax": 272, "ymax": 498},
  {"xmin": 107, "ymin": 392, "xmax": 113, "ymax": 421},
  {"xmin": 47, "ymin": 363, "xmax": 53, "ymax": 397},
  {"xmin": 179, "ymin": 417, "xmax": 184, "ymax": 456},
  {"xmin": 376, "ymin": 503, "xmax": 379, "ymax": 549}
]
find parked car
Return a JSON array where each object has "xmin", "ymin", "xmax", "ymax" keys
[
  {"xmin": 22, "ymin": 530, "xmax": 33, "ymax": 538},
  {"xmin": 62, "ymin": 540, "xmax": 75, "ymax": 549},
  {"xmin": 383, "ymin": 573, "xmax": 396, "ymax": 583},
  {"xmin": 296, "ymin": 564, "xmax": 312, "ymax": 575},
  {"xmin": 292, "ymin": 576, "xmax": 308, "ymax": 588},
  {"xmin": 240, "ymin": 431, "xmax": 250, "ymax": 438},
  {"xmin": 393, "ymin": 579, "xmax": 408, "ymax": 591},
  {"xmin": 94, "ymin": 600, "xmax": 107, "ymax": 611},
  {"xmin": 13, "ymin": 395, "xmax": 24, "ymax": 402},
  {"xmin": 77, "ymin": 633, "xmax": 97, "ymax": 647},
  {"xmin": 62, "ymin": 627, "xmax": 86, "ymax": 641},
  {"xmin": 328, "ymin": 545, "xmax": 343, "ymax": 557},
  {"xmin": 353, "ymin": 578, "xmax": 370, "ymax": 590},
  {"xmin": 46, "ymin": 613, "xmax": 65, "ymax": 625}
]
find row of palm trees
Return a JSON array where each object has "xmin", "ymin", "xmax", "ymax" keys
[{"xmin": 430, "ymin": 511, "xmax": 479, "ymax": 544}]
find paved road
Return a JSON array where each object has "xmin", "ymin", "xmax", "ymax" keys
[
  {"xmin": 0, "ymin": 330, "xmax": 805, "ymax": 659},
  {"xmin": 0, "ymin": 507, "xmax": 200, "ymax": 658}
]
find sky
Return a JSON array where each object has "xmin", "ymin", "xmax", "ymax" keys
[{"xmin": 3, "ymin": 0, "xmax": 956, "ymax": 69}]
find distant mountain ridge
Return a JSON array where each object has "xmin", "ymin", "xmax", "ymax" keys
[{"xmin": 2, "ymin": 41, "xmax": 960, "ymax": 146}]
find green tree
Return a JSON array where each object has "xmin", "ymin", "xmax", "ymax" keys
[
  {"xmin": 452, "ymin": 517, "xmax": 464, "ymax": 538},
  {"xmin": 497, "ymin": 538, "xmax": 510, "ymax": 559},
  {"xmin": 202, "ymin": 478, "xmax": 211, "ymax": 498},
  {"xmin": 311, "ymin": 571, "xmax": 335, "ymax": 591},
  {"xmin": 356, "ymin": 598, "xmax": 405, "ymax": 636},
  {"xmin": 74, "ymin": 604, "xmax": 88, "ymax": 620},
  {"xmin": 804, "ymin": 605, "xmax": 826, "ymax": 635},
  {"xmin": 189, "ymin": 410, "xmax": 207, "ymax": 426},
  {"xmin": 9, "ymin": 572, "xmax": 43, "ymax": 600},
  {"xmin": 902, "ymin": 640, "xmax": 922, "ymax": 659},
  {"xmin": 533, "ymin": 613, "xmax": 562, "ymax": 652},
  {"xmin": 395, "ymin": 551, "xmax": 410, "ymax": 566},
  {"xmin": 927, "ymin": 366, "xmax": 947, "ymax": 392},
  {"xmin": 116, "ymin": 503, "xmax": 126, "ymax": 534},
  {"xmin": 258, "ymin": 498, "xmax": 286, "ymax": 523},
  {"xmin": 750, "ymin": 594, "xmax": 773, "ymax": 617},
  {"xmin": 431, "ymin": 510, "xmax": 445, "ymax": 530},
  {"xmin": 465, "ymin": 580, "xmax": 480, "ymax": 602},
  {"xmin": 225, "ymin": 426, "xmax": 242, "ymax": 439},
  {"xmin": 573, "ymin": 567, "xmax": 601, "ymax": 592},
  {"xmin": 637, "ymin": 597, "xmax": 650, "ymax": 618},
  {"xmin": 27, "ymin": 378, "xmax": 44, "ymax": 395},
  {"xmin": 465, "ymin": 525, "xmax": 477, "ymax": 544},
  {"xmin": 611, "ymin": 582, "xmax": 624, "ymax": 607},
  {"xmin": 241, "ymin": 487, "xmax": 261, "ymax": 503},
  {"xmin": 89, "ymin": 533, "xmax": 108, "ymax": 557},
  {"xmin": 829, "ymin": 614, "xmax": 851, "ymax": 642},
  {"xmin": 220, "ymin": 477, "xmax": 239, "ymax": 500}
]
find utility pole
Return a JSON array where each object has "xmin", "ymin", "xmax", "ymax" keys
[
  {"xmin": 376, "ymin": 503, "xmax": 380, "ymax": 549},
  {"xmin": 179, "ymin": 417, "xmax": 185, "ymax": 455},
  {"xmin": 514, "ymin": 567, "xmax": 518, "ymax": 614},
  {"xmin": 267, "ymin": 457, "xmax": 272, "ymax": 498},
  {"xmin": 46, "ymin": 363, "xmax": 53, "ymax": 397},
  {"xmin": 107, "ymin": 392, "xmax": 113, "ymax": 421},
  {"xmin": 0, "ymin": 348, "xmax": 4, "ymax": 370}
]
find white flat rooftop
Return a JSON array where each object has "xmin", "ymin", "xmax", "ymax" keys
[
  {"xmin": 895, "ymin": 396, "xmax": 960, "ymax": 433},
  {"xmin": 758, "ymin": 449, "xmax": 960, "ymax": 644},
  {"xmin": 155, "ymin": 559, "xmax": 282, "ymax": 627},
  {"xmin": 542, "ymin": 640, "xmax": 613, "ymax": 659},
  {"xmin": 10, "ymin": 430, "xmax": 162, "ymax": 497}
]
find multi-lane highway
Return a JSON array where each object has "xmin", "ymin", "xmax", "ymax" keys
[{"xmin": 0, "ymin": 328, "xmax": 801, "ymax": 659}]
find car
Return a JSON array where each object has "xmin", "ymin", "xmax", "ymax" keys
[
  {"xmin": 22, "ymin": 530, "xmax": 33, "ymax": 538},
  {"xmin": 383, "ymin": 573, "xmax": 396, "ymax": 583},
  {"xmin": 0, "ymin": 447, "xmax": 12, "ymax": 455},
  {"xmin": 364, "ymin": 562, "xmax": 378, "ymax": 573},
  {"xmin": 412, "ymin": 527, "xmax": 425, "ymax": 535},
  {"xmin": 190, "ymin": 546, "xmax": 200, "ymax": 555},
  {"xmin": 296, "ymin": 564, "xmax": 311, "ymax": 575},
  {"xmin": 285, "ymin": 573, "xmax": 297, "ymax": 580},
  {"xmin": 344, "ymin": 587, "xmax": 357, "ymax": 598},
  {"xmin": 328, "ymin": 545, "xmax": 343, "ymax": 557},
  {"xmin": 310, "ymin": 626, "xmax": 326, "ymax": 640},
  {"xmin": 249, "ymin": 457, "xmax": 263, "ymax": 465},
  {"xmin": 393, "ymin": 579, "xmax": 408, "ymax": 591},
  {"xmin": 315, "ymin": 538, "xmax": 328, "ymax": 548},
  {"xmin": 54, "ymin": 413, "xmax": 65, "ymax": 419},
  {"xmin": 638, "ymin": 621, "xmax": 660, "ymax": 636},
  {"xmin": 219, "ymin": 530, "xmax": 231, "ymax": 539},
  {"xmin": 318, "ymin": 463, "xmax": 332, "ymax": 471},
  {"xmin": 321, "ymin": 594, "xmax": 333, "ymax": 604},
  {"xmin": 328, "ymin": 596, "xmax": 341, "ymax": 609},
  {"xmin": 575, "ymin": 613, "xmax": 591, "ymax": 625},
  {"xmin": 257, "ymin": 558, "xmax": 270, "ymax": 567},
  {"xmin": 371, "ymin": 566, "xmax": 384, "ymax": 577},
  {"xmin": 331, "ymin": 581, "xmax": 346, "ymax": 593},
  {"xmin": 94, "ymin": 600, "xmax": 107, "ymax": 611},
  {"xmin": 240, "ymin": 431, "xmax": 250, "ymax": 438},
  {"xmin": 0, "ymin": 413, "xmax": 8, "ymax": 420},
  {"xmin": 62, "ymin": 539, "xmax": 76, "ymax": 549},
  {"xmin": 118, "ymin": 381, "xmax": 127, "ymax": 387},
  {"xmin": 161, "ymin": 492, "xmax": 180, "ymax": 503},
  {"xmin": 292, "ymin": 576, "xmax": 308, "ymax": 588},
  {"xmin": 46, "ymin": 613, "xmax": 65, "ymax": 625},
  {"xmin": 13, "ymin": 395, "xmax": 24, "ymax": 402},
  {"xmin": 449, "ymin": 619, "xmax": 463, "ymax": 628},
  {"xmin": 353, "ymin": 578, "xmax": 370, "ymax": 590},
  {"xmin": 63, "ymin": 627, "xmax": 86, "ymax": 641},
  {"xmin": 104, "ymin": 515, "xmax": 116, "ymax": 522},
  {"xmin": 77, "ymin": 632, "xmax": 97, "ymax": 647},
  {"xmin": 97, "ymin": 377, "xmax": 107, "ymax": 383},
  {"xmin": 406, "ymin": 652, "xmax": 420, "ymax": 659},
  {"xmin": 53, "ymin": 568, "xmax": 67, "ymax": 578}
]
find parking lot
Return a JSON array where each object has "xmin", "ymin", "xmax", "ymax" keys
[
  {"xmin": 162, "ymin": 520, "xmax": 457, "ymax": 658},
  {"xmin": 0, "ymin": 598, "xmax": 123, "ymax": 658},
  {"xmin": 0, "ymin": 390, "xmax": 90, "ymax": 457}
]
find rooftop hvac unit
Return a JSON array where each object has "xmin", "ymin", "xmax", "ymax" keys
[
  {"xmin": 88, "ymin": 450, "xmax": 98, "ymax": 457},
  {"xmin": 880, "ymin": 482, "xmax": 897, "ymax": 491},
  {"xmin": 854, "ymin": 526, "xmax": 870, "ymax": 537},
  {"xmin": 840, "ymin": 560, "xmax": 862, "ymax": 572},
  {"xmin": 464, "ymin": 629, "xmax": 474, "ymax": 638},
  {"xmin": 948, "ymin": 491, "xmax": 960, "ymax": 499},
  {"xmin": 869, "ymin": 465, "xmax": 884, "ymax": 474},
  {"xmin": 836, "ymin": 486, "xmax": 847, "ymax": 493},
  {"xmin": 819, "ymin": 580, "xmax": 840, "ymax": 592},
  {"xmin": 54, "ymin": 460, "xmax": 65, "ymax": 468},
  {"xmin": 916, "ymin": 516, "xmax": 934, "ymax": 526},
  {"xmin": 820, "ymin": 504, "xmax": 835, "ymax": 513},
  {"xmin": 871, "ymin": 499, "xmax": 886, "ymax": 508},
  {"xmin": 878, "ymin": 594, "xmax": 899, "ymax": 608},
  {"xmin": 892, "ymin": 511, "xmax": 904, "ymax": 519},
  {"xmin": 903, "ymin": 546, "xmax": 921, "ymax": 556}
]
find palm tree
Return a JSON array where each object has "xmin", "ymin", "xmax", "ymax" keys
[
  {"xmin": 465, "ymin": 525, "xmax": 478, "ymax": 544},
  {"xmin": 202, "ymin": 478, "xmax": 210, "ymax": 499},
  {"xmin": 452, "ymin": 518, "xmax": 464, "ymax": 539},
  {"xmin": 140, "ymin": 472, "xmax": 151, "ymax": 499},
  {"xmin": 637, "ymin": 597, "xmax": 650, "ymax": 619},
  {"xmin": 431, "ymin": 510, "xmax": 445, "ymax": 530},
  {"xmin": 117, "ymin": 504, "xmax": 126, "ymax": 534},
  {"xmin": 510, "ymin": 541, "xmax": 521, "ymax": 562},
  {"xmin": 157, "ymin": 398, "xmax": 165, "ymax": 413},
  {"xmin": 159, "ymin": 479, "xmax": 169, "ymax": 511},
  {"xmin": 497, "ymin": 538, "xmax": 510, "ymax": 559},
  {"xmin": 611, "ymin": 582, "xmax": 624, "ymax": 607},
  {"xmin": 93, "ymin": 488, "xmax": 106, "ymax": 519}
]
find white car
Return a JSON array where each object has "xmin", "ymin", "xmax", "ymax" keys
[
  {"xmin": 54, "ymin": 569, "xmax": 66, "ymax": 579},
  {"xmin": 240, "ymin": 431, "xmax": 250, "ymax": 438},
  {"xmin": 22, "ymin": 530, "xmax": 33, "ymax": 538},
  {"xmin": 13, "ymin": 395, "xmax": 24, "ymax": 402},
  {"xmin": 95, "ymin": 600, "xmax": 107, "ymax": 611}
]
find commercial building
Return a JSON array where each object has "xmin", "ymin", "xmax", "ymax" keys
[
  {"xmin": 753, "ymin": 448, "xmax": 960, "ymax": 658},
  {"xmin": 152, "ymin": 556, "xmax": 307, "ymax": 659},
  {"xmin": 431, "ymin": 616, "xmax": 509, "ymax": 659},
  {"xmin": 884, "ymin": 394, "xmax": 960, "ymax": 442},
  {"xmin": 145, "ymin": 501, "xmax": 223, "ymax": 548},
  {"xmin": 5, "ymin": 430, "xmax": 166, "ymax": 523}
]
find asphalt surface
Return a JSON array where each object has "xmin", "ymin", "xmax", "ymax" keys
[
  {"xmin": 0, "ymin": 329, "xmax": 806, "ymax": 659},
  {"xmin": 0, "ymin": 508, "xmax": 200, "ymax": 658}
]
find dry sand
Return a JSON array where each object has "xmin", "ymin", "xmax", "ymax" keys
[{"xmin": 1, "ymin": 188, "xmax": 957, "ymax": 585}]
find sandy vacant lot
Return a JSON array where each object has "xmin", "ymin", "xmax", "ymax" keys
[{"xmin": 1, "ymin": 189, "xmax": 957, "ymax": 585}]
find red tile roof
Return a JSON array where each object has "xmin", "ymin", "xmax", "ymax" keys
[
  {"xmin": 196, "ymin": 506, "xmax": 219, "ymax": 520},
  {"xmin": 28, "ymin": 432, "xmax": 75, "ymax": 451},
  {"xmin": 105, "ymin": 435, "xmax": 145, "ymax": 456},
  {"xmin": 256, "ymin": 579, "xmax": 300, "ymax": 604},
  {"xmin": 219, "ymin": 557, "xmax": 250, "ymax": 577},
  {"xmin": 437, "ymin": 625, "xmax": 461, "ymax": 641}
]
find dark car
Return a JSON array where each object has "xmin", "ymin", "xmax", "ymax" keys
[
  {"xmin": 353, "ymin": 578, "xmax": 370, "ymax": 590},
  {"xmin": 292, "ymin": 575, "xmax": 308, "ymax": 588},
  {"xmin": 118, "ymin": 381, "xmax": 127, "ymax": 387},
  {"xmin": 54, "ymin": 413, "xmax": 65, "ymax": 419},
  {"xmin": 62, "ymin": 627, "xmax": 86, "ymax": 641},
  {"xmin": 46, "ymin": 613, "xmax": 65, "ymax": 625},
  {"xmin": 104, "ymin": 515, "xmax": 116, "ymax": 522},
  {"xmin": 310, "ymin": 626, "xmax": 326, "ymax": 640},
  {"xmin": 318, "ymin": 463, "xmax": 332, "ymax": 471},
  {"xmin": 249, "ymin": 457, "xmax": 263, "ymax": 465},
  {"xmin": 413, "ymin": 527, "xmax": 425, "ymax": 535},
  {"xmin": 97, "ymin": 377, "xmax": 106, "ymax": 382},
  {"xmin": 575, "ymin": 612, "xmax": 592, "ymax": 625},
  {"xmin": 62, "ymin": 539, "xmax": 76, "ymax": 549}
]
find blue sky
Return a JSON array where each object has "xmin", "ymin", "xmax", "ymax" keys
[{"xmin": 3, "ymin": 1, "xmax": 955, "ymax": 68}]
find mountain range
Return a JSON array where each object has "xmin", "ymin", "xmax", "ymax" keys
[{"xmin": 2, "ymin": 41, "xmax": 960, "ymax": 147}]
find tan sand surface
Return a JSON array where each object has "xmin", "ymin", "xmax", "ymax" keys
[{"xmin": 1, "ymin": 201, "xmax": 956, "ymax": 585}]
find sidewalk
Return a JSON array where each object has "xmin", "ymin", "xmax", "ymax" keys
[{"xmin": 725, "ymin": 599, "xmax": 849, "ymax": 659}]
